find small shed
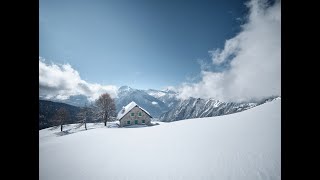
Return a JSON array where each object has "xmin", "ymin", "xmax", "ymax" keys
[{"xmin": 117, "ymin": 101, "xmax": 152, "ymax": 127}]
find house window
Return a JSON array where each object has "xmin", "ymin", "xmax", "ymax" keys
[
  {"xmin": 131, "ymin": 113, "xmax": 134, "ymax": 116},
  {"xmin": 139, "ymin": 112, "xmax": 142, "ymax": 116},
  {"xmin": 135, "ymin": 120, "xmax": 138, "ymax": 124},
  {"xmin": 142, "ymin": 120, "xmax": 145, "ymax": 124},
  {"xmin": 127, "ymin": 121, "xmax": 130, "ymax": 125}
]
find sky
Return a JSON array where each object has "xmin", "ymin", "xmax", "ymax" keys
[
  {"xmin": 40, "ymin": 0, "xmax": 247, "ymax": 89},
  {"xmin": 40, "ymin": 0, "xmax": 280, "ymax": 101}
]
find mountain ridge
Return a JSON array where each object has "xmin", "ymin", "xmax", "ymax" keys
[{"xmin": 39, "ymin": 85, "xmax": 279, "ymax": 123}]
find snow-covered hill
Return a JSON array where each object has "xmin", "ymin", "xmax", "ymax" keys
[{"xmin": 40, "ymin": 98, "xmax": 281, "ymax": 180}]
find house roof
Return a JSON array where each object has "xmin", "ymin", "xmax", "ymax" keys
[{"xmin": 117, "ymin": 101, "xmax": 152, "ymax": 120}]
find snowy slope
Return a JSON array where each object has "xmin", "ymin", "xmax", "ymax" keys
[{"xmin": 40, "ymin": 99, "xmax": 281, "ymax": 180}]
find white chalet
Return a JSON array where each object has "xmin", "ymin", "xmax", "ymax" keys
[{"xmin": 117, "ymin": 101, "xmax": 152, "ymax": 127}]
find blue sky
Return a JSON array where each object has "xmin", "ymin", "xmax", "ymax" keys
[{"xmin": 40, "ymin": 0, "xmax": 248, "ymax": 90}]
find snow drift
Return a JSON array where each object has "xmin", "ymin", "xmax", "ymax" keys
[{"xmin": 40, "ymin": 98, "xmax": 281, "ymax": 180}]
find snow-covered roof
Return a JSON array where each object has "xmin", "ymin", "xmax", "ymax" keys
[
  {"xmin": 139, "ymin": 106, "xmax": 151, "ymax": 117},
  {"xmin": 117, "ymin": 101, "xmax": 152, "ymax": 120}
]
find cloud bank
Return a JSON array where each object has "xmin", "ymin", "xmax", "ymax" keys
[
  {"xmin": 39, "ymin": 57, "xmax": 118, "ymax": 101},
  {"xmin": 178, "ymin": 0, "xmax": 281, "ymax": 102}
]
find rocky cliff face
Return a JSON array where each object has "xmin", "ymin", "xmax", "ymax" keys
[{"xmin": 159, "ymin": 96, "xmax": 279, "ymax": 122}]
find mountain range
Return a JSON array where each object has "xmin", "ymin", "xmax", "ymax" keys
[
  {"xmin": 115, "ymin": 86, "xmax": 169, "ymax": 118},
  {"xmin": 159, "ymin": 96, "xmax": 279, "ymax": 122},
  {"xmin": 39, "ymin": 85, "xmax": 279, "ymax": 124}
]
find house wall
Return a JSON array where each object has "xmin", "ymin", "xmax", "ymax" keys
[{"xmin": 120, "ymin": 106, "xmax": 151, "ymax": 127}]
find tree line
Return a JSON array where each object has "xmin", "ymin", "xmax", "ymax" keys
[{"xmin": 51, "ymin": 93, "xmax": 116, "ymax": 131}]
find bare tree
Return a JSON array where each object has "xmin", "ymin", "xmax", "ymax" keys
[
  {"xmin": 94, "ymin": 93, "xmax": 116, "ymax": 127},
  {"xmin": 76, "ymin": 104, "xmax": 93, "ymax": 130},
  {"xmin": 51, "ymin": 107, "xmax": 70, "ymax": 131}
]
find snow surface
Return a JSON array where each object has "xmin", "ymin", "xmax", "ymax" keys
[
  {"xmin": 40, "ymin": 99, "xmax": 280, "ymax": 180},
  {"xmin": 148, "ymin": 91, "xmax": 166, "ymax": 98}
]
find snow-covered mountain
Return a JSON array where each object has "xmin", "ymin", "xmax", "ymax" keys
[
  {"xmin": 115, "ymin": 86, "xmax": 169, "ymax": 118},
  {"xmin": 144, "ymin": 88, "xmax": 278, "ymax": 122},
  {"xmin": 39, "ymin": 99, "xmax": 281, "ymax": 180},
  {"xmin": 145, "ymin": 88, "xmax": 179, "ymax": 108},
  {"xmin": 145, "ymin": 89, "xmax": 276, "ymax": 122},
  {"xmin": 145, "ymin": 89, "xmax": 168, "ymax": 98},
  {"xmin": 39, "ymin": 86, "xmax": 175, "ymax": 118},
  {"xmin": 39, "ymin": 85, "xmax": 279, "ymax": 121},
  {"xmin": 159, "ymin": 96, "xmax": 279, "ymax": 122}
]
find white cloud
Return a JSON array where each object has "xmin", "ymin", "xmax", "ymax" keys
[
  {"xmin": 178, "ymin": 0, "xmax": 281, "ymax": 102},
  {"xmin": 39, "ymin": 57, "xmax": 118, "ymax": 101}
]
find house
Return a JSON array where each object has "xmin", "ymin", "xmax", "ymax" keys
[{"xmin": 117, "ymin": 101, "xmax": 152, "ymax": 127}]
